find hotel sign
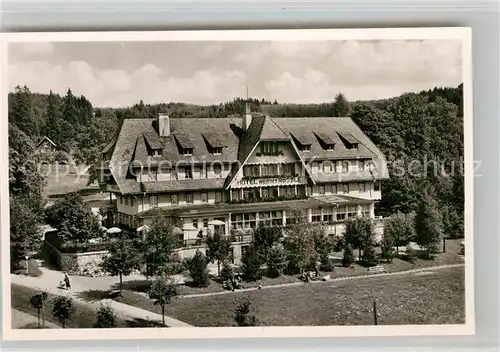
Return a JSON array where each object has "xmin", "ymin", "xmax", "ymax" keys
[{"xmin": 235, "ymin": 176, "xmax": 304, "ymax": 187}]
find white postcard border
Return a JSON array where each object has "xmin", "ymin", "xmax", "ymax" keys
[{"xmin": 0, "ymin": 27, "xmax": 474, "ymax": 341}]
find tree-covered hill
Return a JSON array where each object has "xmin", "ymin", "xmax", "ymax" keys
[{"xmin": 8, "ymin": 84, "xmax": 464, "ymax": 238}]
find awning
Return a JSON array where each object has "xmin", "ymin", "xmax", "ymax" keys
[{"xmin": 208, "ymin": 219, "xmax": 226, "ymax": 226}]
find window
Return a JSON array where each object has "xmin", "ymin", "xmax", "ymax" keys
[
  {"xmin": 359, "ymin": 160, "xmax": 365, "ymax": 171},
  {"xmin": 342, "ymin": 183, "xmax": 349, "ymax": 194},
  {"xmin": 347, "ymin": 205, "xmax": 358, "ymax": 219},
  {"xmin": 203, "ymin": 219, "xmax": 209, "ymax": 228},
  {"xmin": 327, "ymin": 144, "xmax": 335, "ymax": 151},
  {"xmin": 243, "ymin": 165, "xmax": 260, "ymax": 177},
  {"xmin": 271, "ymin": 211, "xmax": 283, "ymax": 226},
  {"xmin": 361, "ymin": 204, "xmax": 371, "ymax": 218},
  {"xmin": 213, "ymin": 164, "xmax": 222, "ymax": 177},
  {"xmin": 192, "ymin": 219, "xmax": 198, "ymax": 229},
  {"xmin": 120, "ymin": 195, "xmax": 123, "ymax": 205},
  {"xmin": 245, "ymin": 213, "xmax": 257, "ymax": 228},
  {"xmin": 322, "ymin": 207, "xmax": 334, "ymax": 222},
  {"xmin": 374, "ymin": 181, "xmax": 381, "ymax": 191},
  {"xmin": 184, "ymin": 167, "xmax": 193, "ymax": 179},
  {"xmin": 342, "ymin": 161, "xmax": 349, "ymax": 172},
  {"xmin": 198, "ymin": 166, "xmax": 207, "ymax": 179},
  {"xmin": 215, "ymin": 191, "xmax": 223, "ymax": 203},
  {"xmin": 306, "ymin": 186, "xmax": 312, "ymax": 196},
  {"xmin": 171, "ymin": 193, "xmax": 179, "ymax": 204},
  {"xmin": 359, "ymin": 183, "xmax": 366, "ymax": 192},
  {"xmin": 260, "ymin": 142, "xmax": 280, "ymax": 155},
  {"xmin": 150, "ymin": 195, "xmax": 158, "ymax": 207},
  {"xmin": 130, "ymin": 197, "xmax": 134, "ymax": 207},
  {"xmin": 201, "ymin": 192, "xmax": 208, "ymax": 203},
  {"xmin": 300, "ymin": 144, "xmax": 311, "ymax": 152},
  {"xmin": 337, "ymin": 206, "xmax": 346, "ymax": 221},
  {"xmin": 323, "ymin": 162, "xmax": 333, "ymax": 173},
  {"xmin": 319, "ymin": 185, "xmax": 325, "ymax": 195},
  {"xmin": 261, "ymin": 188, "xmax": 269, "ymax": 198},
  {"xmin": 212, "ymin": 147, "xmax": 222, "ymax": 155},
  {"xmin": 231, "ymin": 214, "xmax": 244, "ymax": 228},
  {"xmin": 232, "ymin": 189, "xmax": 241, "ymax": 201},
  {"xmin": 259, "ymin": 212, "xmax": 271, "ymax": 226},
  {"xmin": 183, "ymin": 148, "xmax": 193, "ymax": 156},
  {"xmin": 124, "ymin": 197, "xmax": 128, "ymax": 206},
  {"xmin": 329, "ymin": 184, "xmax": 337, "ymax": 194},
  {"xmin": 185, "ymin": 192, "xmax": 194, "ymax": 204},
  {"xmin": 312, "ymin": 208, "xmax": 322, "ymax": 222},
  {"xmin": 171, "ymin": 170, "xmax": 178, "ymax": 180},
  {"xmin": 281, "ymin": 163, "xmax": 295, "ymax": 175}
]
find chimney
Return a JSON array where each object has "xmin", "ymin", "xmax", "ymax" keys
[
  {"xmin": 158, "ymin": 113, "xmax": 170, "ymax": 137},
  {"xmin": 242, "ymin": 101, "xmax": 252, "ymax": 130}
]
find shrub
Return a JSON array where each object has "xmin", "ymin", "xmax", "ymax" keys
[
  {"xmin": 360, "ymin": 241, "xmax": 379, "ymax": 267},
  {"xmin": 165, "ymin": 262, "xmax": 186, "ymax": 275},
  {"xmin": 220, "ymin": 261, "xmax": 234, "ymax": 282},
  {"xmin": 342, "ymin": 244, "xmax": 355, "ymax": 267},
  {"xmin": 94, "ymin": 305, "xmax": 117, "ymax": 328},
  {"xmin": 234, "ymin": 296, "xmax": 257, "ymax": 327},
  {"xmin": 404, "ymin": 246, "xmax": 418, "ymax": 263},
  {"xmin": 186, "ymin": 250, "xmax": 210, "ymax": 287},
  {"xmin": 241, "ymin": 246, "xmax": 262, "ymax": 281}
]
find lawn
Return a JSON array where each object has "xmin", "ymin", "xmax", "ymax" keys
[
  {"xmin": 41, "ymin": 164, "xmax": 97, "ymax": 197},
  {"xmin": 116, "ymin": 266, "xmax": 465, "ymax": 327},
  {"xmin": 10, "ymin": 284, "xmax": 161, "ymax": 329},
  {"xmin": 123, "ymin": 238, "xmax": 464, "ymax": 297}
]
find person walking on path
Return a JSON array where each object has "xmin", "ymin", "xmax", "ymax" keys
[{"xmin": 64, "ymin": 273, "xmax": 71, "ymax": 290}]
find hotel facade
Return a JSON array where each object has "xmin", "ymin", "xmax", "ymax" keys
[{"xmin": 98, "ymin": 103, "xmax": 389, "ymax": 263}]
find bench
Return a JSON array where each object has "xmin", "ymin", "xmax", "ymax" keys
[{"xmin": 368, "ymin": 265, "xmax": 386, "ymax": 274}]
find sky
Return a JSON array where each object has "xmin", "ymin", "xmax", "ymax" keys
[{"xmin": 8, "ymin": 40, "xmax": 462, "ymax": 108}]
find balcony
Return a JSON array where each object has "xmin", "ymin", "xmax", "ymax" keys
[{"xmin": 180, "ymin": 233, "xmax": 254, "ymax": 248}]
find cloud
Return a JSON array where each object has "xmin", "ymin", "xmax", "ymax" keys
[
  {"xmin": 7, "ymin": 39, "xmax": 463, "ymax": 107},
  {"xmin": 11, "ymin": 42, "xmax": 55, "ymax": 57}
]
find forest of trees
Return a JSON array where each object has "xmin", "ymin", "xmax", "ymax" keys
[{"xmin": 8, "ymin": 84, "xmax": 465, "ymax": 266}]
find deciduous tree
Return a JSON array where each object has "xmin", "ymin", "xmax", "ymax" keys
[
  {"xmin": 95, "ymin": 304, "xmax": 117, "ymax": 328},
  {"xmin": 149, "ymin": 275, "xmax": 178, "ymax": 326},
  {"xmin": 415, "ymin": 190, "xmax": 443, "ymax": 257},
  {"xmin": 206, "ymin": 232, "xmax": 232, "ymax": 276},
  {"xmin": 29, "ymin": 291, "xmax": 48, "ymax": 328},
  {"xmin": 100, "ymin": 237, "xmax": 139, "ymax": 294},
  {"xmin": 52, "ymin": 296, "xmax": 75, "ymax": 328}
]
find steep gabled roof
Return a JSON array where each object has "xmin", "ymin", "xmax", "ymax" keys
[
  {"xmin": 36, "ymin": 136, "xmax": 57, "ymax": 148},
  {"xmin": 259, "ymin": 115, "xmax": 290, "ymax": 141}
]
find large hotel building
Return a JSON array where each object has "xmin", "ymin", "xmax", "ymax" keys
[{"xmin": 98, "ymin": 103, "xmax": 389, "ymax": 262}]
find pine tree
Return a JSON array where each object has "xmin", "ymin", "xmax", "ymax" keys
[
  {"xmin": 241, "ymin": 246, "xmax": 262, "ymax": 281},
  {"xmin": 415, "ymin": 190, "xmax": 443, "ymax": 257},
  {"xmin": 186, "ymin": 250, "xmax": 210, "ymax": 287},
  {"xmin": 266, "ymin": 243, "xmax": 287, "ymax": 278},
  {"xmin": 342, "ymin": 244, "xmax": 355, "ymax": 267}
]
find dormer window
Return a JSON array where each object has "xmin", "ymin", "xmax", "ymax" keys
[
  {"xmin": 183, "ymin": 148, "xmax": 193, "ymax": 156},
  {"xmin": 212, "ymin": 147, "xmax": 223, "ymax": 155},
  {"xmin": 338, "ymin": 132, "xmax": 360, "ymax": 150},
  {"xmin": 314, "ymin": 132, "xmax": 336, "ymax": 151},
  {"xmin": 300, "ymin": 144, "xmax": 311, "ymax": 152}
]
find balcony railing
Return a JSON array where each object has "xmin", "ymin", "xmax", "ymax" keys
[{"xmin": 180, "ymin": 233, "xmax": 254, "ymax": 248}]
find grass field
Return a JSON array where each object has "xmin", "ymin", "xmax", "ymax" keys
[
  {"xmin": 116, "ymin": 266, "xmax": 465, "ymax": 327},
  {"xmin": 132, "ymin": 238, "xmax": 464, "ymax": 297},
  {"xmin": 11, "ymin": 284, "xmax": 162, "ymax": 329}
]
